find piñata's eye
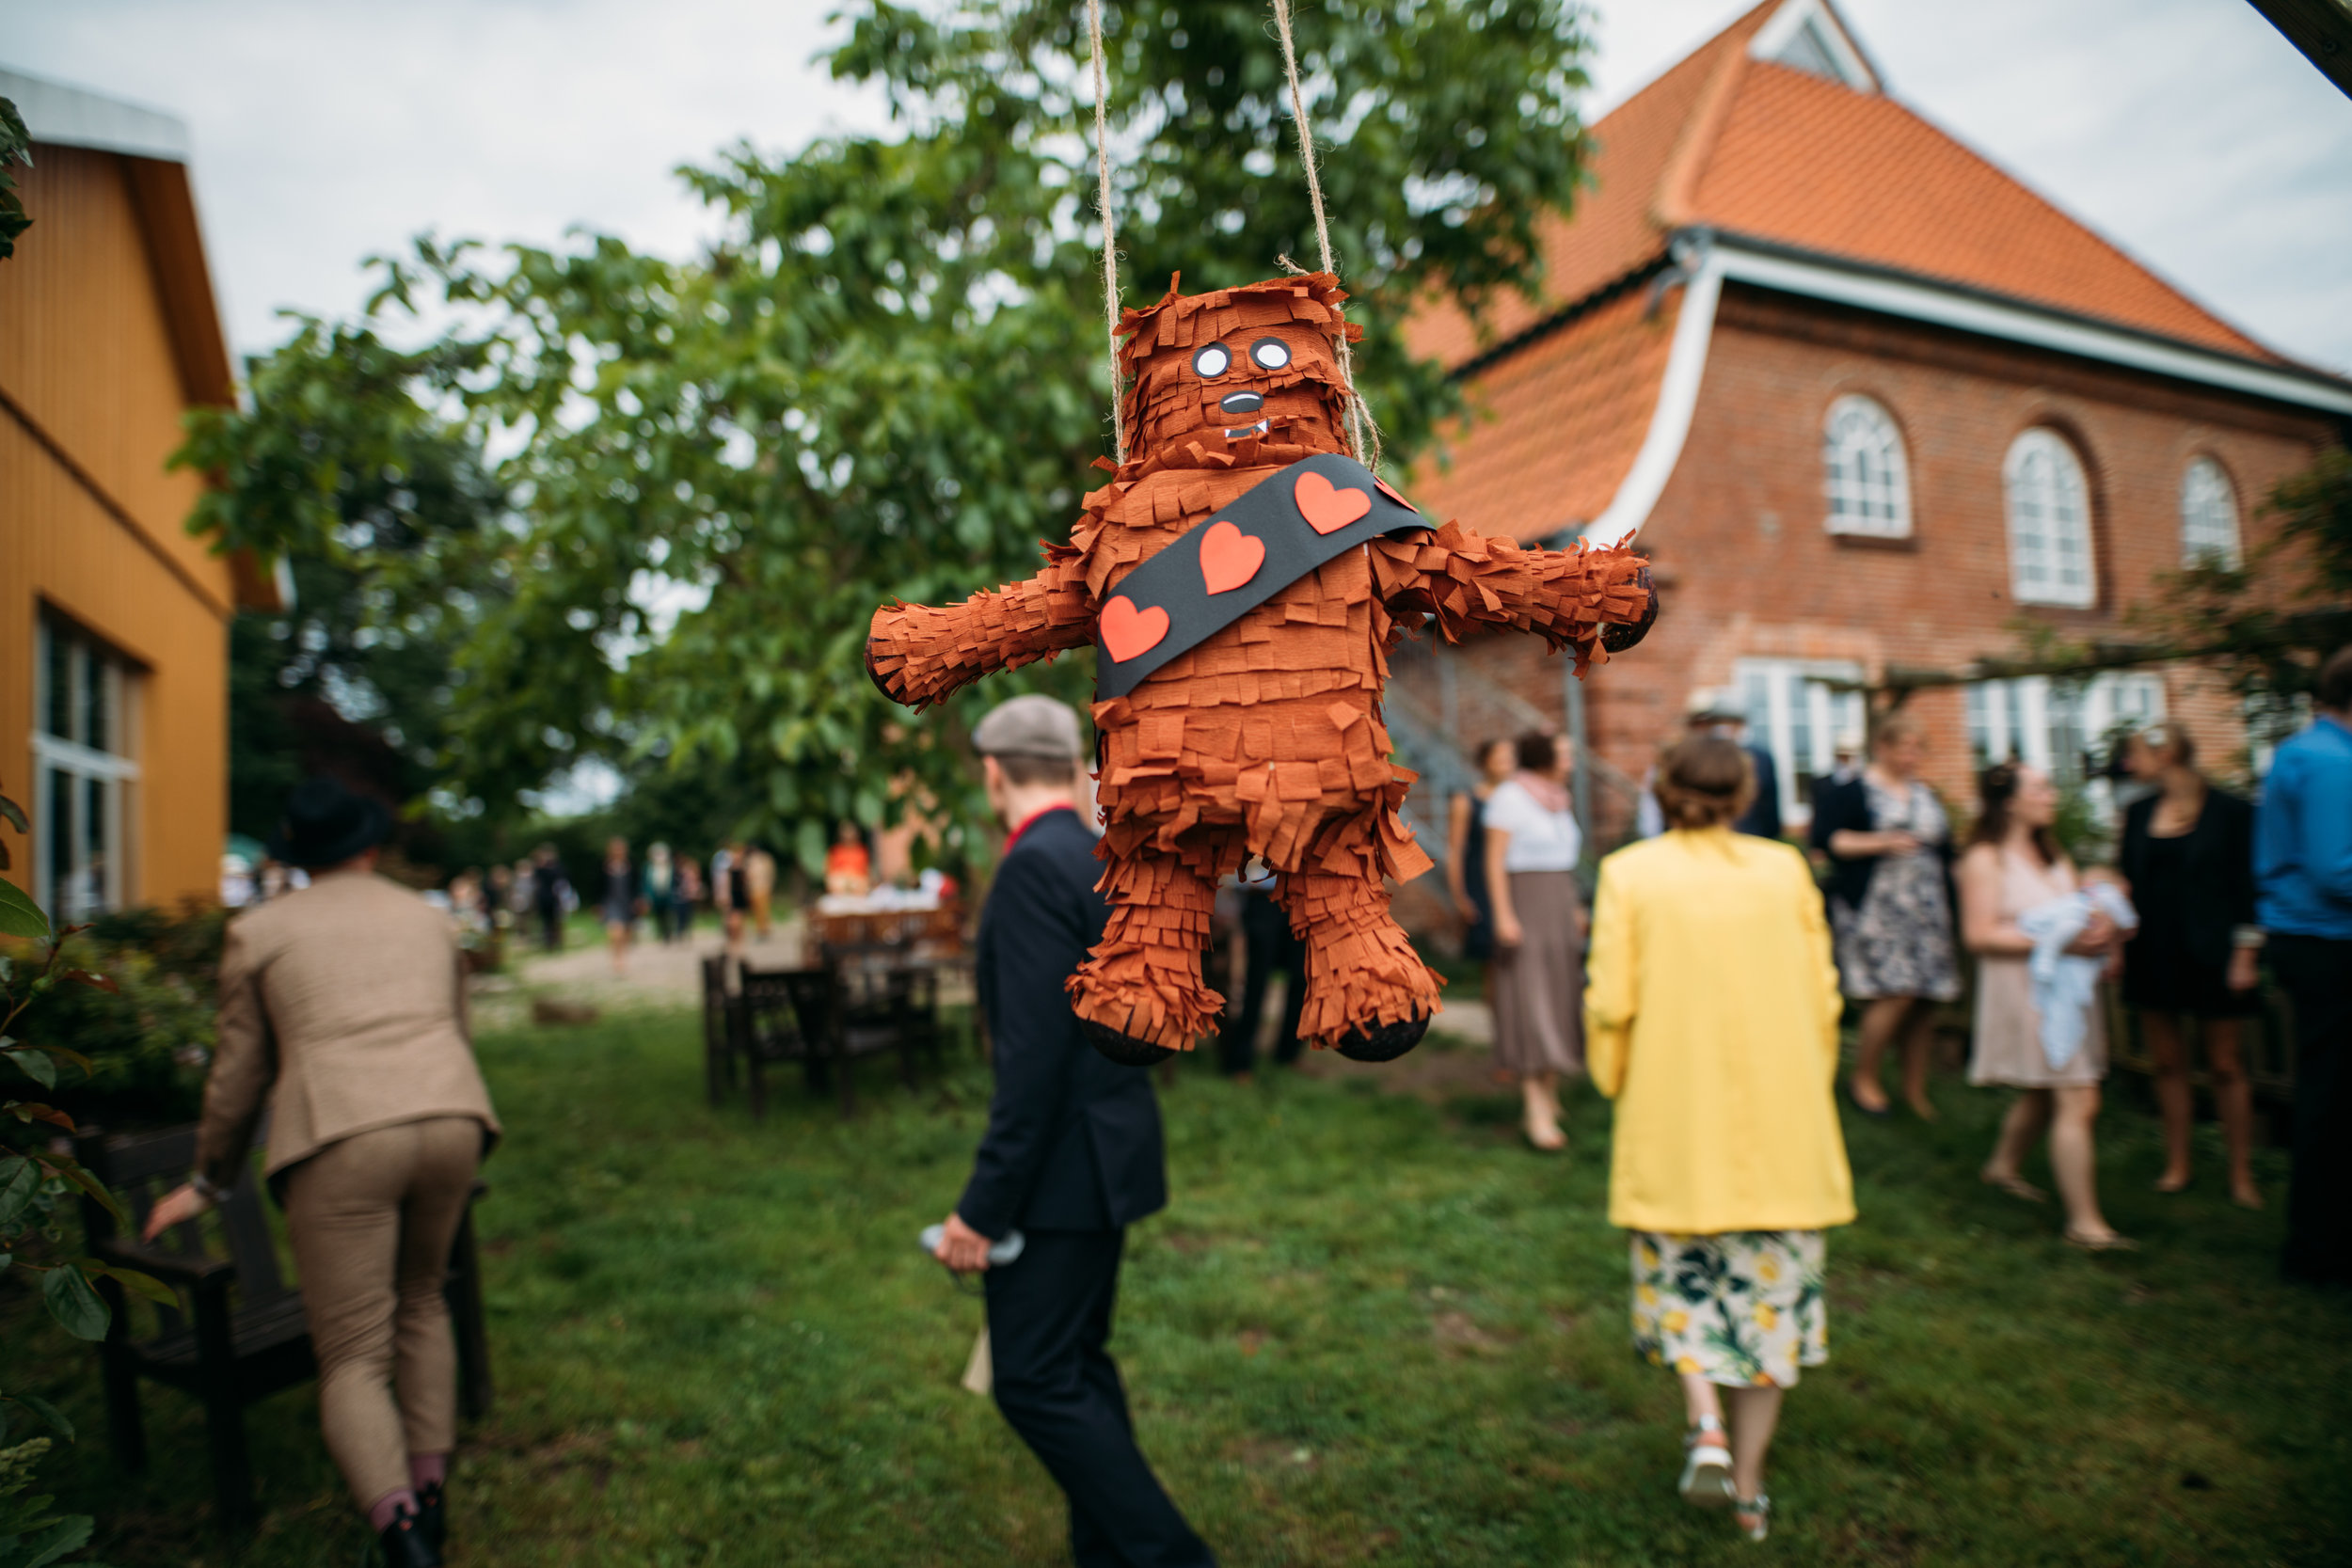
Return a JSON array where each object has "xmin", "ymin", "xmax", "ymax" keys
[
  {"xmin": 1192, "ymin": 343, "xmax": 1232, "ymax": 378},
  {"xmin": 1249, "ymin": 337, "xmax": 1292, "ymax": 370}
]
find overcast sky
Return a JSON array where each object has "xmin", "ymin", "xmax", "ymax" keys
[{"xmin": 3, "ymin": 0, "xmax": 2347, "ymax": 372}]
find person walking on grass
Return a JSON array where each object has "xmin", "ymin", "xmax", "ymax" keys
[
  {"xmin": 1960, "ymin": 762, "xmax": 2133, "ymax": 1250},
  {"xmin": 930, "ymin": 694, "xmax": 1215, "ymax": 1568},
  {"xmin": 143, "ymin": 778, "xmax": 499, "ymax": 1568},
  {"xmin": 1584, "ymin": 737, "xmax": 1852, "ymax": 1544},
  {"xmin": 644, "ymin": 842, "xmax": 677, "ymax": 943},
  {"xmin": 2115, "ymin": 723, "xmax": 2264, "ymax": 1208},
  {"xmin": 599, "ymin": 836, "xmax": 637, "ymax": 975},
  {"xmin": 2257, "ymin": 644, "xmax": 2352, "ymax": 1288},
  {"xmin": 1811, "ymin": 711, "xmax": 1961, "ymax": 1120},
  {"xmin": 1484, "ymin": 731, "xmax": 1587, "ymax": 1152}
]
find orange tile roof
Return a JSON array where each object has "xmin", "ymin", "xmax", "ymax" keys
[
  {"xmin": 1406, "ymin": 283, "xmax": 1681, "ymax": 544},
  {"xmin": 1406, "ymin": 0, "xmax": 2278, "ymax": 370}
]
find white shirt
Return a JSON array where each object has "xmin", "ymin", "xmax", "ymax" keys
[{"xmin": 1484, "ymin": 778, "xmax": 1582, "ymax": 873}]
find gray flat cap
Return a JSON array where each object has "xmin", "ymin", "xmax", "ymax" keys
[{"xmin": 973, "ymin": 693, "xmax": 1086, "ymax": 760}]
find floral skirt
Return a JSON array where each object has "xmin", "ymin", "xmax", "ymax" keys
[{"xmin": 1630, "ymin": 1230, "xmax": 1828, "ymax": 1389}]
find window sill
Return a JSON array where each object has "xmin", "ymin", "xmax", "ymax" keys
[{"xmin": 1825, "ymin": 526, "xmax": 1917, "ymax": 551}]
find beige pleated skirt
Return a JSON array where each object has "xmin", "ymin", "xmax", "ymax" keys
[{"xmin": 1489, "ymin": 869, "xmax": 1585, "ymax": 1077}]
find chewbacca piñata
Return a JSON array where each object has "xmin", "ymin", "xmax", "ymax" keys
[{"xmin": 867, "ymin": 273, "xmax": 1657, "ymax": 1066}]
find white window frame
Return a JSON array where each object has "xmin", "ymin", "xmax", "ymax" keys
[
  {"xmin": 1736, "ymin": 657, "xmax": 1867, "ymax": 827},
  {"xmin": 31, "ymin": 615, "xmax": 141, "ymax": 923},
  {"xmin": 1821, "ymin": 394, "xmax": 1912, "ymax": 539},
  {"xmin": 1965, "ymin": 671, "xmax": 2164, "ymax": 822},
  {"xmin": 2179, "ymin": 455, "xmax": 2241, "ymax": 569},
  {"xmin": 2003, "ymin": 429, "xmax": 2097, "ymax": 608}
]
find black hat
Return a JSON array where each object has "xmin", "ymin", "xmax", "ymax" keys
[{"xmin": 266, "ymin": 778, "xmax": 393, "ymax": 869}]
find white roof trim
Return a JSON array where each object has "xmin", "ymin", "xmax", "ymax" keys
[
  {"xmin": 1749, "ymin": 0, "xmax": 1881, "ymax": 94},
  {"xmin": 1580, "ymin": 241, "xmax": 1726, "ymax": 547},
  {"xmin": 0, "ymin": 66, "xmax": 190, "ymax": 163},
  {"xmin": 1714, "ymin": 238, "xmax": 2352, "ymax": 417}
]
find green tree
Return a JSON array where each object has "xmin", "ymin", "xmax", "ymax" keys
[
  {"xmin": 175, "ymin": 317, "xmax": 516, "ymax": 857},
  {"xmin": 210, "ymin": 1, "xmax": 1598, "ymax": 868},
  {"xmin": 0, "ymin": 96, "xmax": 31, "ymax": 261}
]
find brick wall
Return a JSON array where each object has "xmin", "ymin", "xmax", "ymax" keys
[{"xmin": 1452, "ymin": 283, "xmax": 2338, "ymax": 820}]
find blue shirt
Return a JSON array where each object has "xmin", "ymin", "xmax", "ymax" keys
[{"xmin": 2255, "ymin": 714, "xmax": 2352, "ymax": 941}]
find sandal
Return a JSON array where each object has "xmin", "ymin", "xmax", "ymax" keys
[
  {"xmin": 1979, "ymin": 1169, "xmax": 2047, "ymax": 1203},
  {"xmin": 1677, "ymin": 1416, "xmax": 1734, "ymax": 1507},
  {"xmin": 1734, "ymin": 1492, "xmax": 1771, "ymax": 1542},
  {"xmin": 2063, "ymin": 1227, "xmax": 2139, "ymax": 1252}
]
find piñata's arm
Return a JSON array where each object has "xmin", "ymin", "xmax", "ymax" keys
[
  {"xmin": 866, "ymin": 545, "xmax": 1097, "ymax": 710},
  {"xmin": 1369, "ymin": 521, "xmax": 1657, "ymax": 673}
]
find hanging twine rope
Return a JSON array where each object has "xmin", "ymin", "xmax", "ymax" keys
[
  {"xmin": 1269, "ymin": 0, "xmax": 1379, "ymax": 468},
  {"xmin": 1086, "ymin": 0, "xmax": 1126, "ymax": 464}
]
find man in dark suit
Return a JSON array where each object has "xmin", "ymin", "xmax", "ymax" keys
[{"xmin": 931, "ymin": 694, "xmax": 1216, "ymax": 1568}]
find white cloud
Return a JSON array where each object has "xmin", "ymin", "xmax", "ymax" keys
[{"xmin": 3, "ymin": 0, "xmax": 2344, "ymax": 372}]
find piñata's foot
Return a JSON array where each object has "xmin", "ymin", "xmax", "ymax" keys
[
  {"xmin": 1335, "ymin": 1014, "xmax": 1431, "ymax": 1062},
  {"xmin": 1079, "ymin": 1018, "xmax": 1179, "ymax": 1067},
  {"xmin": 1277, "ymin": 867, "xmax": 1445, "ymax": 1055},
  {"xmin": 1600, "ymin": 563, "xmax": 1660, "ymax": 653},
  {"xmin": 1066, "ymin": 848, "xmax": 1223, "ymax": 1057}
]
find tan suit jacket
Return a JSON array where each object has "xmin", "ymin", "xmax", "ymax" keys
[{"xmin": 198, "ymin": 869, "xmax": 500, "ymax": 1189}]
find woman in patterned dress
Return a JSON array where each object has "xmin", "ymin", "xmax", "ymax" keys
[
  {"xmin": 1810, "ymin": 712, "xmax": 1961, "ymax": 1118},
  {"xmin": 1587, "ymin": 737, "xmax": 1854, "ymax": 1543}
]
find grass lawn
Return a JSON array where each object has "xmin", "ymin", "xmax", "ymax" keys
[{"xmin": 18, "ymin": 1005, "xmax": 2352, "ymax": 1566}]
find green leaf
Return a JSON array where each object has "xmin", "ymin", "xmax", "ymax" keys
[
  {"xmin": 90, "ymin": 1264, "xmax": 176, "ymax": 1308},
  {"xmin": 0, "ymin": 1154, "xmax": 36, "ymax": 1227},
  {"xmin": 19, "ymin": 1513, "xmax": 96, "ymax": 1568},
  {"xmin": 41, "ymin": 1262, "xmax": 109, "ymax": 1340},
  {"xmin": 0, "ymin": 877, "xmax": 47, "ymax": 940},
  {"xmin": 10, "ymin": 1390, "xmax": 73, "ymax": 1441},
  {"xmin": 44, "ymin": 1158, "xmax": 126, "ymax": 1227},
  {"xmin": 6, "ymin": 1045, "xmax": 56, "ymax": 1088},
  {"xmin": 0, "ymin": 791, "xmax": 26, "ymax": 833}
]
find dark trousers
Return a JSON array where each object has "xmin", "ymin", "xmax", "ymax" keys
[
  {"xmin": 985, "ymin": 1229, "xmax": 1215, "ymax": 1568},
  {"xmin": 1216, "ymin": 892, "xmax": 1304, "ymax": 1076},
  {"xmin": 2275, "ymin": 935, "xmax": 2352, "ymax": 1285},
  {"xmin": 537, "ymin": 906, "xmax": 564, "ymax": 951}
]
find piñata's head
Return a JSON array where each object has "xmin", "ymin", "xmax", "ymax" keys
[{"xmin": 1115, "ymin": 273, "xmax": 1362, "ymax": 462}]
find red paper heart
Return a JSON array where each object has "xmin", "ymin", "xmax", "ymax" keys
[
  {"xmin": 1295, "ymin": 469, "xmax": 1373, "ymax": 535},
  {"xmin": 1098, "ymin": 595, "xmax": 1169, "ymax": 663},
  {"xmin": 1198, "ymin": 519, "xmax": 1264, "ymax": 594}
]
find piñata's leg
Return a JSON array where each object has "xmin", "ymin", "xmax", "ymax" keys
[
  {"xmin": 1069, "ymin": 848, "xmax": 1223, "ymax": 1065},
  {"xmin": 1275, "ymin": 863, "xmax": 1442, "ymax": 1061}
]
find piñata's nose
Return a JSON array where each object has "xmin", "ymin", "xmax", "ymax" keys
[{"xmin": 1219, "ymin": 390, "xmax": 1263, "ymax": 416}]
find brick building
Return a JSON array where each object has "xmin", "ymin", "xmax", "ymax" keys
[{"xmin": 1392, "ymin": 0, "xmax": 2351, "ymax": 877}]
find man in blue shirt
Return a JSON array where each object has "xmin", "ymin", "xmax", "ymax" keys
[{"xmin": 2255, "ymin": 645, "xmax": 2352, "ymax": 1287}]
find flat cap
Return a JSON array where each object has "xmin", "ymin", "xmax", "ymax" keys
[{"xmin": 973, "ymin": 693, "xmax": 1086, "ymax": 761}]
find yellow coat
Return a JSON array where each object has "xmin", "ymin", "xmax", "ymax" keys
[{"xmin": 1583, "ymin": 828, "xmax": 1854, "ymax": 1235}]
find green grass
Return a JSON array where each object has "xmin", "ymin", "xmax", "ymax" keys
[{"xmin": 14, "ymin": 1009, "xmax": 2351, "ymax": 1565}]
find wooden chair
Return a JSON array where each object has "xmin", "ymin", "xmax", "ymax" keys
[
  {"xmin": 701, "ymin": 953, "xmax": 739, "ymax": 1106},
  {"xmin": 72, "ymin": 1124, "xmax": 493, "ymax": 1531},
  {"xmin": 733, "ymin": 963, "xmax": 832, "ymax": 1119}
]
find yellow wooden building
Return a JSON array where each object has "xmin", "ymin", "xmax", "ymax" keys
[{"xmin": 0, "ymin": 68, "xmax": 279, "ymax": 922}]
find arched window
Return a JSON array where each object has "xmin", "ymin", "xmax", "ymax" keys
[
  {"xmin": 2003, "ymin": 429, "xmax": 2096, "ymax": 607},
  {"xmin": 2180, "ymin": 456, "xmax": 2240, "ymax": 568},
  {"xmin": 1821, "ymin": 395, "xmax": 1911, "ymax": 537}
]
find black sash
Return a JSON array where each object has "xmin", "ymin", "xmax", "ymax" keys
[{"xmin": 1092, "ymin": 452, "xmax": 1426, "ymax": 699}]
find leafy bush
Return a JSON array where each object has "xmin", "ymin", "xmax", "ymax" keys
[{"xmin": 11, "ymin": 903, "xmax": 223, "ymax": 1131}]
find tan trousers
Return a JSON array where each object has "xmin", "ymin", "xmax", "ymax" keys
[{"xmin": 281, "ymin": 1116, "xmax": 482, "ymax": 1509}]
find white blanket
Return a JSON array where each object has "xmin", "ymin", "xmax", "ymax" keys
[{"xmin": 2016, "ymin": 881, "xmax": 2138, "ymax": 1072}]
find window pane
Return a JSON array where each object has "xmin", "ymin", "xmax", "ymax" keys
[
  {"xmin": 43, "ymin": 628, "xmax": 71, "ymax": 739},
  {"xmin": 2181, "ymin": 458, "xmax": 2239, "ymax": 568},
  {"xmin": 84, "ymin": 774, "xmax": 107, "ymax": 915},
  {"xmin": 1823, "ymin": 396, "xmax": 1910, "ymax": 537},
  {"xmin": 87, "ymin": 656, "xmax": 112, "ymax": 757},
  {"xmin": 46, "ymin": 766, "xmax": 72, "ymax": 921},
  {"xmin": 2006, "ymin": 431, "xmax": 2095, "ymax": 607}
]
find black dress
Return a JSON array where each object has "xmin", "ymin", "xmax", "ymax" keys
[
  {"xmin": 2119, "ymin": 789, "xmax": 2260, "ymax": 1019},
  {"xmin": 1460, "ymin": 792, "xmax": 1496, "ymax": 961}
]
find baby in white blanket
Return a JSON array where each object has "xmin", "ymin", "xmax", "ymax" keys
[{"xmin": 2016, "ymin": 873, "xmax": 2137, "ymax": 1072}]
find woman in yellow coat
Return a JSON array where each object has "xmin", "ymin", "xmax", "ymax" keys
[{"xmin": 1585, "ymin": 737, "xmax": 1853, "ymax": 1544}]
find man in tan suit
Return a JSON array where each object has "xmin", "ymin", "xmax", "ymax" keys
[{"xmin": 145, "ymin": 779, "xmax": 498, "ymax": 1568}]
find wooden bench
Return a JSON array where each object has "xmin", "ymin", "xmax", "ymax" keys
[{"xmin": 72, "ymin": 1124, "xmax": 493, "ymax": 1530}]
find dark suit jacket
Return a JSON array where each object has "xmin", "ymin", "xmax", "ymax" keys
[
  {"xmin": 2120, "ymin": 786, "xmax": 2257, "ymax": 971},
  {"xmin": 1735, "ymin": 746, "xmax": 1783, "ymax": 840},
  {"xmin": 958, "ymin": 808, "xmax": 1168, "ymax": 1239},
  {"xmin": 1810, "ymin": 772, "xmax": 1953, "ymax": 913}
]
